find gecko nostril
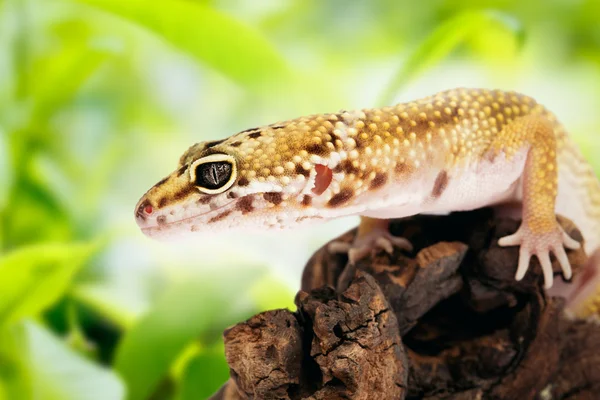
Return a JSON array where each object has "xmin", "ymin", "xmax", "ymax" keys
[{"xmin": 136, "ymin": 200, "xmax": 153, "ymax": 220}]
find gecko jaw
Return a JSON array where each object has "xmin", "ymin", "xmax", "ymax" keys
[{"xmin": 139, "ymin": 199, "xmax": 238, "ymax": 238}]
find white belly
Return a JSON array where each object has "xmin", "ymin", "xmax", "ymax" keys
[{"xmin": 361, "ymin": 149, "xmax": 528, "ymax": 219}]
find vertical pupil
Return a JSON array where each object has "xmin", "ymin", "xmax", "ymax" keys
[{"xmin": 210, "ymin": 164, "xmax": 219, "ymax": 185}]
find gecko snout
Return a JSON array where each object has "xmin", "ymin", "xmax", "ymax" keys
[{"xmin": 134, "ymin": 198, "xmax": 163, "ymax": 230}]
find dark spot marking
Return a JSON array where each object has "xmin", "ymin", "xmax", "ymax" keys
[
  {"xmin": 334, "ymin": 160, "xmax": 359, "ymax": 175},
  {"xmin": 328, "ymin": 129, "xmax": 340, "ymax": 142},
  {"xmin": 301, "ymin": 195, "xmax": 312, "ymax": 207},
  {"xmin": 208, "ymin": 210, "xmax": 232, "ymax": 223},
  {"xmin": 176, "ymin": 165, "xmax": 187, "ymax": 177},
  {"xmin": 205, "ymin": 139, "xmax": 226, "ymax": 149},
  {"xmin": 237, "ymin": 177, "xmax": 250, "ymax": 186},
  {"xmin": 353, "ymin": 135, "xmax": 365, "ymax": 148},
  {"xmin": 263, "ymin": 192, "xmax": 283, "ymax": 205},
  {"xmin": 230, "ymin": 141, "xmax": 242, "ymax": 147},
  {"xmin": 248, "ymin": 131, "xmax": 262, "ymax": 139},
  {"xmin": 227, "ymin": 192, "xmax": 238, "ymax": 199},
  {"xmin": 395, "ymin": 163, "xmax": 411, "ymax": 175},
  {"xmin": 173, "ymin": 186, "xmax": 195, "ymax": 201},
  {"xmin": 239, "ymin": 127, "xmax": 259, "ymax": 134},
  {"xmin": 197, "ymin": 196, "xmax": 212, "ymax": 205},
  {"xmin": 327, "ymin": 188, "xmax": 354, "ymax": 207},
  {"xmin": 361, "ymin": 168, "xmax": 373, "ymax": 181},
  {"xmin": 156, "ymin": 215, "xmax": 167, "ymax": 226},
  {"xmin": 158, "ymin": 197, "xmax": 168, "ymax": 208},
  {"xmin": 432, "ymin": 170, "xmax": 449, "ymax": 199},
  {"xmin": 369, "ymin": 173, "xmax": 387, "ymax": 190},
  {"xmin": 306, "ymin": 143, "xmax": 328, "ymax": 155},
  {"xmin": 237, "ymin": 196, "xmax": 254, "ymax": 214},
  {"xmin": 295, "ymin": 164, "xmax": 310, "ymax": 177},
  {"xmin": 155, "ymin": 176, "xmax": 169, "ymax": 187},
  {"xmin": 270, "ymin": 124, "xmax": 285, "ymax": 130}
]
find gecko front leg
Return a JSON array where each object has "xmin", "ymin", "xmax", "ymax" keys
[
  {"xmin": 329, "ymin": 216, "xmax": 413, "ymax": 263},
  {"xmin": 495, "ymin": 115, "xmax": 581, "ymax": 288},
  {"xmin": 330, "ymin": 216, "xmax": 413, "ymax": 291}
]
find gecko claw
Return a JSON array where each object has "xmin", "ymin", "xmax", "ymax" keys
[{"xmin": 499, "ymin": 223, "xmax": 580, "ymax": 289}]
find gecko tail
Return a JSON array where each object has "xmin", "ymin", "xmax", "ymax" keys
[{"xmin": 549, "ymin": 248, "xmax": 600, "ymax": 317}]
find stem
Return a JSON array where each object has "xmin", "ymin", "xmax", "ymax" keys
[{"xmin": 1, "ymin": 0, "xmax": 32, "ymax": 251}]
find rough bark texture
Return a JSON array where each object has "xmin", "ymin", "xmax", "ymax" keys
[{"xmin": 211, "ymin": 209, "xmax": 600, "ymax": 400}]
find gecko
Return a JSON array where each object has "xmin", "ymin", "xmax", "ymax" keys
[{"xmin": 134, "ymin": 88, "xmax": 600, "ymax": 317}]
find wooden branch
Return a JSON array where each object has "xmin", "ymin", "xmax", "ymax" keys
[{"xmin": 211, "ymin": 209, "xmax": 599, "ymax": 400}]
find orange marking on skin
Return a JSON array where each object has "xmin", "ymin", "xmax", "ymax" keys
[{"xmin": 313, "ymin": 164, "xmax": 332, "ymax": 196}]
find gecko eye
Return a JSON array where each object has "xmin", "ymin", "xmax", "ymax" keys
[{"xmin": 189, "ymin": 154, "xmax": 237, "ymax": 194}]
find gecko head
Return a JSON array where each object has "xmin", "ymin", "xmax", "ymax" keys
[{"xmin": 134, "ymin": 124, "xmax": 360, "ymax": 239}]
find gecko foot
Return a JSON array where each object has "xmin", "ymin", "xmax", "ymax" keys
[
  {"xmin": 498, "ymin": 223, "xmax": 581, "ymax": 289},
  {"xmin": 329, "ymin": 230, "xmax": 413, "ymax": 265}
]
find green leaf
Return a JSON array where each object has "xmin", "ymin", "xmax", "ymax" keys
[
  {"xmin": 177, "ymin": 348, "xmax": 229, "ymax": 400},
  {"xmin": 24, "ymin": 321, "xmax": 125, "ymax": 400},
  {"xmin": 377, "ymin": 10, "xmax": 524, "ymax": 106},
  {"xmin": 2, "ymin": 176, "xmax": 73, "ymax": 248},
  {"xmin": 0, "ymin": 129, "xmax": 11, "ymax": 211},
  {"xmin": 467, "ymin": 11, "xmax": 523, "ymax": 63},
  {"xmin": 29, "ymin": 41, "xmax": 112, "ymax": 124},
  {"xmin": 75, "ymin": 0, "xmax": 291, "ymax": 91},
  {"xmin": 0, "ymin": 241, "xmax": 101, "ymax": 327},
  {"xmin": 71, "ymin": 283, "xmax": 138, "ymax": 331},
  {"xmin": 0, "ymin": 129, "xmax": 10, "ymax": 248},
  {"xmin": 0, "ymin": 325, "xmax": 31, "ymax": 400},
  {"xmin": 114, "ymin": 268, "xmax": 265, "ymax": 400}
]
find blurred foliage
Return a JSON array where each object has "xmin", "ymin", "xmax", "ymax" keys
[{"xmin": 0, "ymin": 0, "xmax": 598, "ymax": 399}]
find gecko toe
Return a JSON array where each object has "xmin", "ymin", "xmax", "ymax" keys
[
  {"xmin": 502, "ymin": 222, "xmax": 580, "ymax": 288},
  {"xmin": 338, "ymin": 230, "xmax": 413, "ymax": 265},
  {"xmin": 388, "ymin": 236, "xmax": 414, "ymax": 252},
  {"xmin": 515, "ymin": 245, "xmax": 532, "ymax": 281},
  {"xmin": 374, "ymin": 237, "xmax": 394, "ymax": 255},
  {"xmin": 348, "ymin": 247, "xmax": 371, "ymax": 265},
  {"xmin": 538, "ymin": 252, "xmax": 554, "ymax": 289},
  {"xmin": 553, "ymin": 245, "xmax": 573, "ymax": 280},
  {"xmin": 328, "ymin": 241, "xmax": 352, "ymax": 254},
  {"xmin": 562, "ymin": 231, "xmax": 581, "ymax": 250},
  {"xmin": 499, "ymin": 231, "xmax": 523, "ymax": 247}
]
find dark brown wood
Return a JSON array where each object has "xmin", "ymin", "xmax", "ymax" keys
[{"xmin": 211, "ymin": 210, "xmax": 599, "ymax": 400}]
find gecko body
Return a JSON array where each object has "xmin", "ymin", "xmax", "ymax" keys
[{"xmin": 135, "ymin": 88, "xmax": 600, "ymax": 316}]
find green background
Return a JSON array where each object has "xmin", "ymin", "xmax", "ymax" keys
[{"xmin": 0, "ymin": 0, "xmax": 599, "ymax": 399}]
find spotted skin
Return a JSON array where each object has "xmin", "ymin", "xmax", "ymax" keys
[{"xmin": 135, "ymin": 88, "xmax": 600, "ymax": 317}]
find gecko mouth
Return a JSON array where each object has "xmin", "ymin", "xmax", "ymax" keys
[{"xmin": 140, "ymin": 199, "xmax": 237, "ymax": 235}]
